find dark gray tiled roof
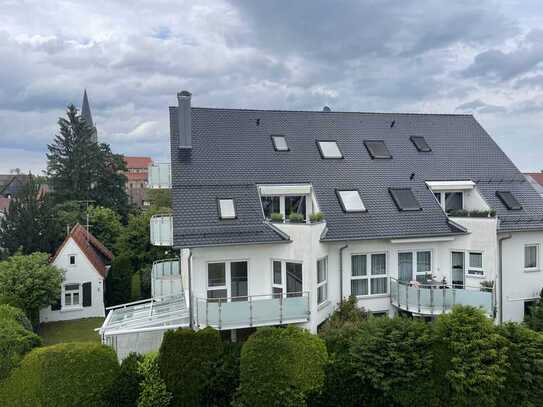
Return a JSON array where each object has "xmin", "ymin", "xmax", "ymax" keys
[{"xmin": 170, "ymin": 107, "xmax": 543, "ymax": 247}]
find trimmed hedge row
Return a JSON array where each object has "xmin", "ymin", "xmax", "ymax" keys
[{"xmin": 0, "ymin": 342, "xmax": 120, "ymax": 407}]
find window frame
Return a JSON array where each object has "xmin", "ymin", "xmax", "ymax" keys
[
  {"xmin": 68, "ymin": 254, "xmax": 77, "ymax": 266},
  {"xmin": 397, "ymin": 250, "xmax": 433, "ymax": 283},
  {"xmin": 217, "ymin": 198, "xmax": 237, "ymax": 220},
  {"xmin": 206, "ymin": 259, "xmax": 249, "ymax": 301},
  {"xmin": 433, "ymin": 191, "xmax": 464, "ymax": 212},
  {"xmin": 363, "ymin": 140, "xmax": 392, "ymax": 159},
  {"xmin": 317, "ymin": 257, "xmax": 328, "ymax": 305},
  {"xmin": 467, "ymin": 251, "xmax": 484, "ymax": 276},
  {"xmin": 524, "ymin": 244, "xmax": 540, "ymax": 272},
  {"xmin": 351, "ymin": 252, "xmax": 388, "ymax": 297},
  {"xmin": 336, "ymin": 189, "xmax": 367, "ymax": 213},
  {"xmin": 316, "ymin": 140, "xmax": 344, "ymax": 159},
  {"xmin": 496, "ymin": 190, "xmax": 522, "ymax": 210},
  {"xmin": 63, "ymin": 282, "xmax": 81, "ymax": 309},
  {"xmin": 410, "ymin": 136, "xmax": 432, "ymax": 152},
  {"xmin": 389, "ymin": 188, "xmax": 422, "ymax": 211},
  {"xmin": 271, "ymin": 259, "xmax": 304, "ymax": 298},
  {"xmin": 271, "ymin": 135, "xmax": 289, "ymax": 152}
]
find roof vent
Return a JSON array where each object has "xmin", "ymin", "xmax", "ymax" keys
[
  {"xmin": 322, "ymin": 106, "xmax": 332, "ymax": 112},
  {"xmin": 390, "ymin": 120, "xmax": 396, "ymax": 128},
  {"xmin": 177, "ymin": 90, "xmax": 192, "ymax": 149}
]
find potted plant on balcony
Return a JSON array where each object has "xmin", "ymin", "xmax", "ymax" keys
[
  {"xmin": 480, "ymin": 280, "xmax": 494, "ymax": 292},
  {"xmin": 309, "ymin": 212, "xmax": 325, "ymax": 223},
  {"xmin": 288, "ymin": 213, "xmax": 305, "ymax": 223},
  {"xmin": 270, "ymin": 212, "xmax": 284, "ymax": 223}
]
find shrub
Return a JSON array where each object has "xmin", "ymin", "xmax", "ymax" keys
[
  {"xmin": 106, "ymin": 255, "xmax": 134, "ymax": 306},
  {"xmin": 0, "ymin": 342, "xmax": 120, "ymax": 407},
  {"xmin": 288, "ymin": 212, "xmax": 305, "ymax": 223},
  {"xmin": 0, "ymin": 304, "xmax": 33, "ymax": 332},
  {"xmin": 137, "ymin": 352, "xmax": 172, "ymax": 407},
  {"xmin": 202, "ymin": 342, "xmax": 242, "ymax": 406},
  {"xmin": 431, "ymin": 306, "xmax": 508, "ymax": 407},
  {"xmin": 158, "ymin": 327, "xmax": 223, "ymax": 406},
  {"xmin": 309, "ymin": 212, "xmax": 325, "ymax": 222},
  {"xmin": 0, "ymin": 317, "xmax": 41, "ymax": 380},
  {"xmin": 270, "ymin": 212, "xmax": 284, "ymax": 222},
  {"xmin": 235, "ymin": 326, "xmax": 328, "ymax": 406},
  {"xmin": 497, "ymin": 323, "xmax": 543, "ymax": 406},
  {"xmin": 106, "ymin": 352, "xmax": 144, "ymax": 407},
  {"xmin": 447, "ymin": 209, "xmax": 496, "ymax": 217},
  {"xmin": 525, "ymin": 288, "xmax": 543, "ymax": 331}
]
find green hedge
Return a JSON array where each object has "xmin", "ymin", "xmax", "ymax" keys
[
  {"xmin": 0, "ymin": 342, "xmax": 120, "ymax": 407},
  {"xmin": 236, "ymin": 326, "xmax": 328, "ymax": 406},
  {"xmin": 158, "ymin": 327, "xmax": 223, "ymax": 406},
  {"xmin": 105, "ymin": 352, "xmax": 144, "ymax": 407},
  {"xmin": 137, "ymin": 352, "xmax": 172, "ymax": 407},
  {"xmin": 0, "ymin": 318, "xmax": 41, "ymax": 380},
  {"xmin": 0, "ymin": 304, "xmax": 33, "ymax": 331}
]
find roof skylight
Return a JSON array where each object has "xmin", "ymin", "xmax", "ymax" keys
[
  {"xmin": 410, "ymin": 136, "xmax": 431, "ymax": 152},
  {"xmin": 364, "ymin": 140, "xmax": 392, "ymax": 159},
  {"xmin": 496, "ymin": 191, "xmax": 522, "ymax": 210},
  {"xmin": 389, "ymin": 188, "xmax": 421, "ymax": 211},
  {"xmin": 317, "ymin": 141, "xmax": 343, "ymax": 159},
  {"xmin": 218, "ymin": 199, "xmax": 236, "ymax": 219},
  {"xmin": 271, "ymin": 135, "xmax": 289, "ymax": 151},
  {"xmin": 337, "ymin": 190, "xmax": 366, "ymax": 212}
]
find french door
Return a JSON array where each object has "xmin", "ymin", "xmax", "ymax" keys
[
  {"xmin": 272, "ymin": 260, "xmax": 303, "ymax": 297},
  {"xmin": 451, "ymin": 252, "xmax": 465, "ymax": 288}
]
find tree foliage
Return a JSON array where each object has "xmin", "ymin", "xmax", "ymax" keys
[
  {"xmin": 106, "ymin": 352, "xmax": 144, "ymax": 407},
  {"xmin": 525, "ymin": 288, "xmax": 543, "ymax": 332},
  {"xmin": 0, "ymin": 252, "xmax": 63, "ymax": 325},
  {"xmin": 236, "ymin": 326, "xmax": 328, "ymax": 406},
  {"xmin": 138, "ymin": 352, "xmax": 172, "ymax": 407},
  {"xmin": 0, "ymin": 342, "xmax": 120, "ymax": 407},
  {"xmin": 0, "ymin": 175, "xmax": 62, "ymax": 256},
  {"xmin": 46, "ymin": 105, "xmax": 128, "ymax": 219},
  {"xmin": 106, "ymin": 255, "xmax": 133, "ymax": 306}
]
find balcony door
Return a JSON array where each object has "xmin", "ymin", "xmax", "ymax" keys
[
  {"xmin": 451, "ymin": 252, "xmax": 465, "ymax": 288},
  {"xmin": 207, "ymin": 261, "xmax": 248, "ymax": 302},
  {"xmin": 398, "ymin": 252, "xmax": 413, "ymax": 282},
  {"xmin": 272, "ymin": 260, "xmax": 303, "ymax": 298}
]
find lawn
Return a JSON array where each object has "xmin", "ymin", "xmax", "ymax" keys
[{"xmin": 38, "ymin": 317, "xmax": 104, "ymax": 346}]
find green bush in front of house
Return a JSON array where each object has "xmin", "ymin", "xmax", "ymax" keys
[
  {"xmin": 0, "ymin": 316, "xmax": 41, "ymax": 381},
  {"xmin": 105, "ymin": 352, "xmax": 144, "ymax": 407},
  {"xmin": 158, "ymin": 327, "xmax": 223, "ymax": 406},
  {"xmin": 235, "ymin": 326, "xmax": 328, "ymax": 406},
  {"xmin": 0, "ymin": 304, "xmax": 33, "ymax": 331},
  {"xmin": 137, "ymin": 352, "xmax": 172, "ymax": 407},
  {"xmin": 0, "ymin": 342, "xmax": 120, "ymax": 407}
]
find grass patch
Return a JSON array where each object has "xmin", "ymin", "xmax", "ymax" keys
[{"xmin": 38, "ymin": 317, "xmax": 104, "ymax": 346}]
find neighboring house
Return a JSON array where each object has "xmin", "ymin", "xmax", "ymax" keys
[
  {"xmin": 524, "ymin": 172, "xmax": 543, "ymax": 198},
  {"xmin": 0, "ymin": 173, "xmax": 30, "ymax": 199},
  {"xmin": 100, "ymin": 91, "xmax": 543, "ymax": 357},
  {"xmin": 41, "ymin": 224, "xmax": 113, "ymax": 323},
  {"xmin": 123, "ymin": 156, "xmax": 153, "ymax": 208}
]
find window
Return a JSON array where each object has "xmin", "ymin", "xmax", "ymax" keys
[
  {"xmin": 398, "ymin": 251, "xmax": 432, "ymax": 283},
  {"xmin": 317, "ymin": 257, "xmax": 328, "ymax": 304},
  {"xmin": 272, "ymin": 260, "xmax": 303, "ymax": 297},
  {"xmin": 468, "ymin": 252, "xmax": 484, "ymax": 276},
  {"xmin": 496, "ymin": 191, "xmax": 522, "ymax": 210},
  {"xmin": 525, "ymin": 244, "xmax": 539, "ymax": 271},
  {"xmin": 285, "ymin": 196, "xmax": 306, "ymax": 219},
  {"xmin": 389, "ymin": 188, "xmax": 421, "ymax": 211},
  {"xmin": 207, "ymin": 261, "xmax": 248, "ymax": 301},
  {"xmin": 69, "ymin": 255, "xmax": 76, "ymax": 265},
  {"xmin": 271, "ymin": 135, "xmax": 289, "ymax": 151},
  {"xmin": 410, "ymin": 136, "xmax": 431, "ymax": 152},
  {"xmin": 316, "ymin": 141, "xmax": 343, "ymax": 159},
  {"xmin": 417, "ymin": 251, "xmax": 432, "ymax": 282},
  {"xmin": 218, "ymin": 199, "xmax": 236, "ymax": 219},
  {"xmin": 337, "ymin": 190, "xmax": 366, "ymax": 212},
  {"xmin": 64, "ymin": 283, "xmax": 80, "ymax": 307},
  {"xmin": 351, "ymin": 253, "xmax": 387, "ymax": 296},
  {"xmin": 261, "ymin": 196, "xmax": 280, "ymax": 219},
  {"xmin": 364, "ymin": 140, "xmax": 392, "ymax": 159},
  {"xmin": 433, "ymin": 191, "xmax": 463, "ymax": 212}
]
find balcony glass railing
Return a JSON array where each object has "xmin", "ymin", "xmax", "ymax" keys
[
  {"xmin": 151, "ymin": 259, "xmax": 182, "ymax": 298},
  {"xmin": 195, "ymin": 292, "xmax": 310, "ymax": 330},
  {"xmin": 148, "ymin": 163, "xmax": 171, "ymax": 189},
  {"xmin": 150, "ymin": 214, "xmax": 173, "ymax": 246},
  {"xmin": 390, "ymin": 278, "xmax": 493, "ymax": 316}
]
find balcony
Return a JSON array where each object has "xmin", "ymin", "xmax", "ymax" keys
[
  {"xmin": 148, "ymin": 163, "xmax": 171, "ymax": 189},
  {"xmin": 151, "ymin": 259, "xmax": 182, "ymax": 298},
  {"xmin": 150, "ymin": 214, "xmax": 173, "ymax": 246},
  {"xmin": 390, "ymin": 278, "xmax": 494, "ymax": 316},
  {"xmin": 195, "ymin": 292, "xmax": 310, "ymax": 330}
]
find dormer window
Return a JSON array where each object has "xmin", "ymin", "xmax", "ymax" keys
[
  {"xmin": 364, "ymin": 140, "xmax": 392, "ymax": 159},
  {"xmin": 337, "ymin": 190, "xmax": 366, "ymax": 212},
  {"xmin": 258, "ymin": 184, "xmax": 315, "ymax": 223},
  {"xmin": 218, "ymin": 199, "xmax": 236, "ymax": 219},
  {"xmin": 433, "ymin": 192, "xmax": 463, "ymax": 213},
  {"xmin": 271, "ymin": 135, "xmax": 289, "ymax": 151},
  {"xmin": 496, "ymin": 191, "xmax": 522, "ymax": 210},
  {"xmin": 316, "ymin": 141, "xmax": 343, "ymax": 159}
]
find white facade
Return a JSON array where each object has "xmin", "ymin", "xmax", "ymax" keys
[{"xmin": 40, "ymin": 237, "xmax": 106, "ymax": 323}]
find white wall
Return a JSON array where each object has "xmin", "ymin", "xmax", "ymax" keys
[
  {"xmin": 501, "ymin": 230, "xmax": 543, "ymax": 322},
  {"xmin": 40, "ymin": 238, "xmax": 106, "ymax": 322}
]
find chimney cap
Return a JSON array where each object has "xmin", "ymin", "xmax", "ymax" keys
[{"xmin": 178, "ymin": 90, "xmax": 192, "ymax": 98}]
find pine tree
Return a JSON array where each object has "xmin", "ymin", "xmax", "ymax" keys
[
  {"xmin": 0, "ymin": 175, "xmax": 61, "ymax": 255},
  {"xmin": 46, "ymin": 105, "xmax": 129, "ymax": 218}
]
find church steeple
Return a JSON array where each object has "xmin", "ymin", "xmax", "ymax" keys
[{"xmin": 81, "ymin": 89, "xmax": 97, "ymax": 143}]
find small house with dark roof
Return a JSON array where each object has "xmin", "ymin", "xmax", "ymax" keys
[{"xmin": 40, "ymin": 224, "xmax": 113, "ymax": 323}]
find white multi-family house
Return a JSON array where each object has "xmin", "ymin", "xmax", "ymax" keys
[
  {"xmin": 40, "ymin": 224, "xmax": 112, "ymax": 323},
  {"xmin": 100, "ymin": 91, "xmax": 543, "ymax": 358}
]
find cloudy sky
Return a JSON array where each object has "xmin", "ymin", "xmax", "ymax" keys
[{"xmin": 1, "ymin": 0, "xmax": 543, "ymax": 173}]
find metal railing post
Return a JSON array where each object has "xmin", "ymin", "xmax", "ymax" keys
[
  {"xmin": 443, "ymin": 287, "xmax": 446, "ymax": 313},
  {"xmin": 453, "ymin": 288, "xmax": 456, "ymax": 307},
  {"xmin": 279, "ymin": 295, "xmax": 283, "ymax": 325},
  {"xmin": 406, "ymin": 283, "xmax": 409, "ymax": 311},
  {"xmin": 249, "ymin": 296, "xmax": 253, "ymax": 327},
  {"xmin": 218, "ymin": 298, "xmax": 222, "ymax": 330},
  {"xmin": 306, "ymin": 292, "xmax": 310, "ymax": 318},
  {"xmin": 430, "ymin": 289, "xmax": 434, "ymax": 316},
  {"xmin": 397, "ymin": 280, "xmax": 400, "ymax": 307},
  {"xmin": 205, "ymin": 300, "xmax": 209, "ymax": 326},
  {"xmin": 417, "ymin": 287, "xmax": 421, "ymax": 313},
  {"xmin": 195, "ymin": 299, "xmax": 199, "ymax": 328}
]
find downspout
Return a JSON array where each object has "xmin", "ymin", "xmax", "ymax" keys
[
  {"xmin": 498, "ymin": 233, "xmax": 512, "ymax": 324},
  {"xmin": 186, "ymin": 248, "xmax": 194, "ymax": 329},
  {"xmin": 339, "ymin": 244, "xmax": 349, "ymax": 301}
]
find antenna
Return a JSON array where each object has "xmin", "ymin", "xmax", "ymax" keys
[{"xmin": 74, "ymin": 200, "xmax": 95, "ymax": 243}]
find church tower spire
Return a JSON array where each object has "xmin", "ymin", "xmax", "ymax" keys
[{"xmin": 81, "ymin": 89, "xmax": 97, "ymax": 143}]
